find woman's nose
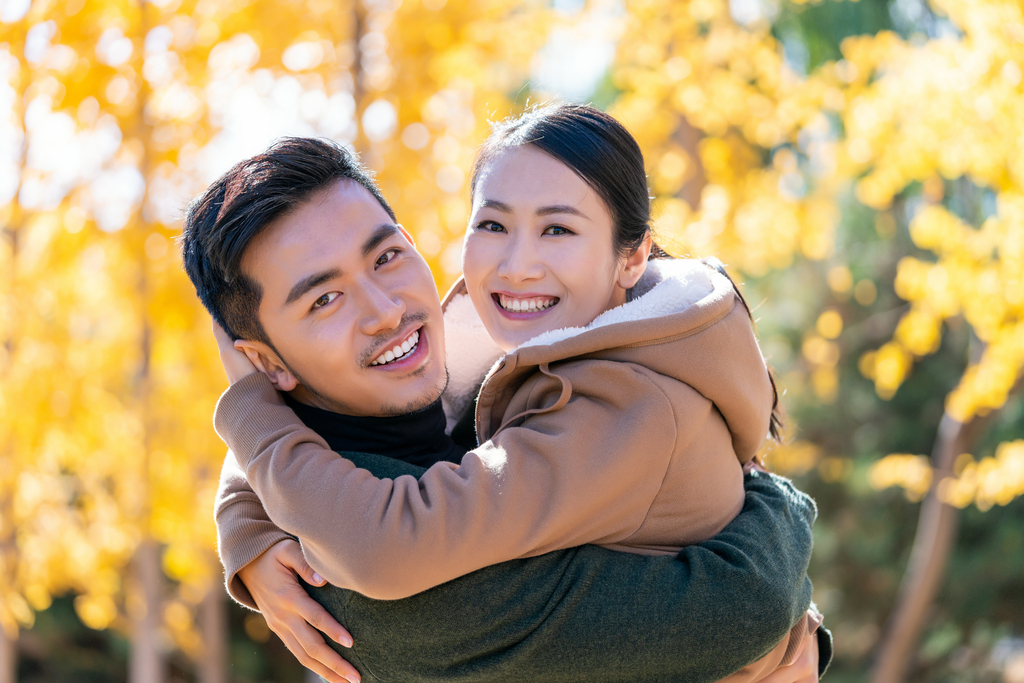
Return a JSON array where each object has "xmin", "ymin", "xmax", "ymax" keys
[{"xmin": 497, "ymin": 239, "xmax": 545, "ymax": 283}]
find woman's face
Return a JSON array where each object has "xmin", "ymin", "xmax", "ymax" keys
[{"xmin": 462, "ymin": 145, "xmax": 647, "ymax": 352}]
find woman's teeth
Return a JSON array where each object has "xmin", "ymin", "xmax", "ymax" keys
[
  {"xmin": 370, "ymin": 330, "xmax": 420, "ymax": 366},
  {"xmin": 497, "ymin": 294, "xmax": 558, "ymax": 313}
]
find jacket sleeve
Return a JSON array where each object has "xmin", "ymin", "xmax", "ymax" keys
[
  {"xmin": 215, "ymin": 366, "xmax": 681, "ymax": 600},
  {"xmin": 213, "ymin": 454, "xmax": 293, "ymax": 609},
  {"xmin": 304, "ymin": 469, "xmax": 825, "ymax": 683}
]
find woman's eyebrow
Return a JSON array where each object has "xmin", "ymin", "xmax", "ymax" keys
[
  {"xmin": 478, "ymin": 199, "xmax": 512, "ymax": 212},
  {"xmin": 478, "ymin": 200, "xmax": 587, "ymax": 218},
  {"xmin": 536, "ymin": 204, "xmax": 587, "ymax": 218}
]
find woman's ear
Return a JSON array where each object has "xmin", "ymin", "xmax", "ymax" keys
[
  {"xmin": 233, "ymin": 340, "xmax": 301, "ymax": 392},
  {"xmin": 617, "ymin": 231, "xmax": 653, "ymax": 289}
]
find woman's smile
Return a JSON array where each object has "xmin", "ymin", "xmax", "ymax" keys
[{"xmin": 492, "ymin": 292, "xmax": 561, "ymax": 320}]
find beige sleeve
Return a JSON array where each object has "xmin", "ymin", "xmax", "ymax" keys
[
  {"xmin": 214, "ymin": 453, "xmax": 293, "ymax": 610},
  {"xmin": 718, "ymin": 609, "xmax": 825, "ymax": 683},
  {"xmin": 215, "ymin": 366, "xmax": 678, "ymax": 600}
]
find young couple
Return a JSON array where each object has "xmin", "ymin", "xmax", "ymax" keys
[{"xmin": 182, "ymin": 104, "xmax": 830, "ymax": 683}]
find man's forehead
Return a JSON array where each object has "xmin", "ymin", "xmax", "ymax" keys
[
  {"xmin": 239, "ymin": 185, "xmax": 379, "ymax": 303},
  {"xmin": 249, "ymin": 182, "xmax": 385, "ymax": 256}
]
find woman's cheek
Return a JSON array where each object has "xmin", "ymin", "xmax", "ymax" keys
[{"xmin": 460, "ymin": 236, "xmax": 492, "ymax": 290}]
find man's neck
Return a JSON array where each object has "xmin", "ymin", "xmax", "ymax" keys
[{"xmin": 282, "ymin": 393, "xmax": 466, "ymax": 468}]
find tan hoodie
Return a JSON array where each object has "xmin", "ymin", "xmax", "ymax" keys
[
  {"xmin": 214, "ymin": 257, "xmax": 818, "ymax": 679},
  {"xmin": 216, "ymin": 258, "xmax": 776, "ymax": 595}
]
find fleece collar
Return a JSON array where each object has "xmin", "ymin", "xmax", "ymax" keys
[
  {"xmin": 515, "ymin": 259, "xmax": 714, "ymax": 349},
  {"xmin": 438, "ymin": 259, "xmax": 724, "ymax": 431}
]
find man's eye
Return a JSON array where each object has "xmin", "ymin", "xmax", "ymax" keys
[
  {"xmin": 476, "ymin": 221, "xmax": 506, "ymax": 233},
  {"xmin": 312, "ymin": 292, "xmax": 339, "ymax": 309},
  {"xmin": 544, "ymin": 225, "xmax": 571, "ymax": 236},
  {"xmin": 376, "ymin": 248, "xmax": 400, "ymax": 267}
]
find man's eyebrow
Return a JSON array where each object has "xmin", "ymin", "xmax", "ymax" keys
[
  {"xmin": 285, "ymin": 268, "xmax": 342, "ymax": 307},
  {"xmin": 361, "ymin": 223, "xmax": 402, "ymax": 258}
]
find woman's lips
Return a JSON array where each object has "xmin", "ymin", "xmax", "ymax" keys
[{"xmin": 491, "ymin": 293, "xmax": 560, "ymax": 320}]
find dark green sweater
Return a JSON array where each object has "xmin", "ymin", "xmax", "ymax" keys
[{"xmin": 303, "ymin": 450, "xmax": 826, "ymax": 682}]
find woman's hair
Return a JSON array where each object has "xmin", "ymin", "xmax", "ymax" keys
[{"xmin": 469, "ymin": 102, "xmax": 670, "ymax": 260}]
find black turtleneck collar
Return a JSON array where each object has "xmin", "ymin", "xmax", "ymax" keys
[{"xmin": 282, "ymin": 394, "xmax": 466, "ymax": 469}]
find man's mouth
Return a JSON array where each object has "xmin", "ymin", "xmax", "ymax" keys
[
  {"xmin": 493, "ymin": 293, "xmax": 559, "ymax": 314},
  {"xmin": 370, "ymin": 329, "xmax": 421, "ymax": 367}
]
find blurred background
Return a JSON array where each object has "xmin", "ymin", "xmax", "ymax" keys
[{"xmin": 0, "ymin": 0, "xmax": 1022, "ymax": 681}]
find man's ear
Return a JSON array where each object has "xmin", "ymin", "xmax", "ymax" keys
[
  {"xmin": 233, "ymin": 339, "xmax": 300, "ymax": 392},
  {"xmin": 617, "ymin": 231, "xmax": 652, "ymax": 290},
  {"xmin": 397, "ymin": 223, "xmax": 416, "ymax": 247}
]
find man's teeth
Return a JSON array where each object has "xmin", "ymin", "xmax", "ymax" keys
[
  {"xmin": 370, "ymin": 330, "xmax": 420, "ymax": 366},
  {"xmin": 497, "ymin": 294, "xmax": 558, "ymax": 313}
]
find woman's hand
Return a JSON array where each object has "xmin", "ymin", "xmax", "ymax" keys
[
  {"xmin": 759, "ymin": 630, "xmax": 820, "ymax": 683},
  {"xmin": 237, "ymin": 539, "xmax": 360, "ymax": 683},
  {"xmin": 213, "ymin": 321, "xmax": 258, "ymax": 384}
]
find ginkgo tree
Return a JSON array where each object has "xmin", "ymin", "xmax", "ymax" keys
[
  {"xmin": 608, "ymin": 0, "xmax": 1022, "ymax": 680},
  {"xmin": 1, "ymin": 0, "xmax": 553, "ymax": 680}
]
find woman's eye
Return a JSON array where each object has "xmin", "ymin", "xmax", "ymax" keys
[
  {"xmin": 312, "ymin": 292, "xmax": 339, "ymax": 310},
  {"xmin": 544, "ymin": 225, "xmax": 571, "ymax": 236},
  {"xmin": 375, "ymin": 248, "xmax": 400, "ymax": 267},
  {"xmin": 476, "ymin": 221, "xmax": 506, "ymax": 233}
]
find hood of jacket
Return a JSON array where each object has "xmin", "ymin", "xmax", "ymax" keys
[{"xmin": 440, "ymin": 258, "xmax": 775, "ymax": 461}]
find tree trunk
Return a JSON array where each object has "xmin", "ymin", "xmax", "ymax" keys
[
  {"xmin": 198, "ymin": 585, "xmax": 227, "ymax": 683},
  {"xmin": 0, "ymin": 628, "xmax": 15, "ymax": 683},
  {"xmin": 870, "ymin": 407, "xmax": 997, "ymax": 683},
  {"xmin": 128, "ymin": 4, "xmax": 163, "ymax": 681},
  {"xmin": 675, "ymin": 115, "xmax": 706, "ymax": 212},
  {"xmin": 128, "ymin": 539, "xmax": 165, "ymax": 683}
]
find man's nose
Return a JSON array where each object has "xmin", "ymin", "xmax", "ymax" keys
[
  {"xmin": 357, "ymin": 282, "xmax": 406, "ymax": 336},
  {"xmin": 497, "ymin": 237, "xmax": 545, "ymax": 283}
]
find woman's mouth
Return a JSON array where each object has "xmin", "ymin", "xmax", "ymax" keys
[
  {"xmin": 492, "ymin": 293, "xmax": 559, "ymax": 319},
  {"xmin": 370, "ymin": 329, "xmax": 422, "ymax": 367}
]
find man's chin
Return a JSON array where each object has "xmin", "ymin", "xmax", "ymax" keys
[{"xmin": 377, "ymin": 369, "xmax": 449, "ymax": 417}]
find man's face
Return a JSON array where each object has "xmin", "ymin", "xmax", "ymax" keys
[{"xmin": 240, "ymin": 179, "xmax": 447, "ymax": 416}]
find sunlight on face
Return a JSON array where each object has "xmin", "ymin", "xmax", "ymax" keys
[
  {"xmin": 462, "ymin": 145, "xmax": 640, "ymax": 352},
  {"xmin": 243, "ymin": 180, "xmax": 448, "ymax": 416}
]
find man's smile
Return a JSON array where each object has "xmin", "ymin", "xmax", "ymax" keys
[{"xmin": 370, "ymin": 328, "xmax": 421, "ymax": 366}]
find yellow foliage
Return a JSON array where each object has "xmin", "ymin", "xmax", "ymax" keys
[
  {"xmin": 870, "ymin": 441, "xmax": 1024, "ymax": 510},
  {"xmin": 763, "ymin": 440, "xmax": 822, "ymax": 477},
  {"xmin": 1, "ymin": 0, "xmax": 553, "ymax": 653},
  {"xmin": 869, "ymin": 454, "xmax": 933, "ymax": 502},
  {"xmin": 816, "ymin": 310, "xmax": 843, "ymax": 339},
  {"xmin": 832, "ymin": 11, "xmax": 1024, "ymax": 420}
]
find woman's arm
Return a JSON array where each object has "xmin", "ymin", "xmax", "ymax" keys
[
  {"xmin": 214, "ymin": 454, "xmax": 294, "ymax": 607},
  {"xmin": 216, "ymin": 455, "xmax": 363, "ymax": 683},
  {"xmin": 310, "ymin": 469, "xmax": 826, "ymax": 683},
  {"xmin": 217, "ymin": 361, "xmax": 692, "ymax": 599}
]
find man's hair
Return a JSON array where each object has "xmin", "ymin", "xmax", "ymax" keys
[{"xmin": 180, "ymin": 137, "xmax": 396, "ymax": 343}]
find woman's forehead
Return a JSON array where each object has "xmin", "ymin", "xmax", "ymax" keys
[{"xmin": 472, "ymin": 146, "xmax": 601, "ymax": 215}]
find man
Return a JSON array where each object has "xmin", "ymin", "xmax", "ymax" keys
[{"xmin": 181, "ymin": 137, "xmax": 828, "ymax": 683}]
